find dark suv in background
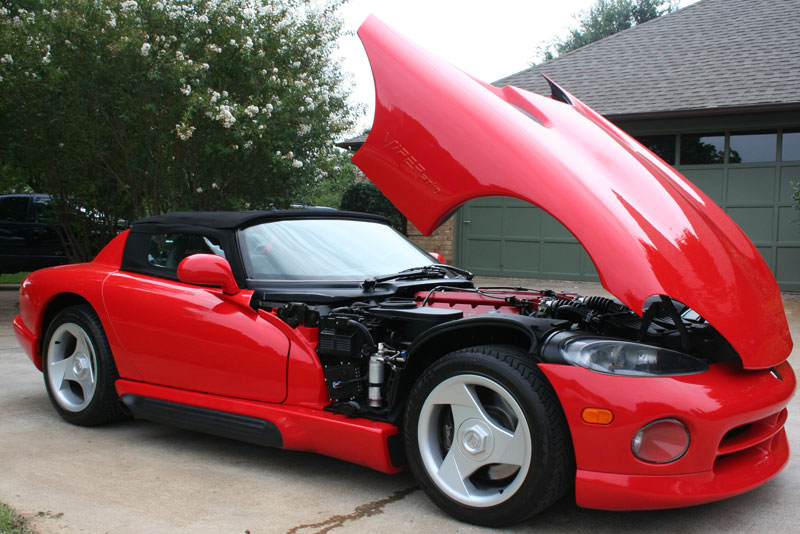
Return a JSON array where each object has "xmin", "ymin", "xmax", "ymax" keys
[{"xmin": 0, "ymin": 194, "xmax": 67, "ymax": 274}]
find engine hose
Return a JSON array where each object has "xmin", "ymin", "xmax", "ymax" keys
[
  {"xmin": 547, "ymin": 298, "xmax": 578, "ymax": 311},
  {"xmin": 347, "ymin": 319, "xmax": 377, "ymax": 353},
  {"xmin": 580, "ymin": 296, "xmax": 616, "ymax": 313}
]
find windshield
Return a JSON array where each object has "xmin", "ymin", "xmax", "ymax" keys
[{"xmin": 239, "ymin": 218, "xmax": 437, "ymax": 280}]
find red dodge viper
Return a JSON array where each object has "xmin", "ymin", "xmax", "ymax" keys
[{"xmin": 13, "ymin": 16, "xmax": 795, "ymax": 526}]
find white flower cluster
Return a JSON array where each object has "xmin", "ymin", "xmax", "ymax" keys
[
  {"xmin": 207, "ymin": 44, "xmax": 222, "ymax": 53},
  {"xmin": 180, "ymin": 84, "xmax": 191, "ymax": 96},
  {"xmin": 244, "ymin": 105, "xmax": 259, "ymax": 117},
  {"xmin": 297, "ymin": 124, "xmax": 311, "ymax": 136},
  {"xmin": 216, "ymin": 105, "xmax": 236, "ymax": 128},
  {"xmin": 140, "ymin": 43, "xmax": 151, "ymax": 56},
  {"xmin": 176, "ymin": 123, "xmax": 195, "ymax": 141},
  {"xmin": 121, "ymin": 1, "xmax": 138, "ymax": 13},
  {"xmin": 1, "ymin": 54, "xmax": 13, "ymax": 64}
]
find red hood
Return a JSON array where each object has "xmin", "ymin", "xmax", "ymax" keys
[{"xmin": 351, "ymin": 16, "xmax": 792, "ymax": 369}]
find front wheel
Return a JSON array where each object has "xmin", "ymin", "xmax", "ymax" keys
[
  {"xmin": 404, "ymin": 345, "xmax": 573, "ymax": 526},
  {"xmin": 42, "ymin": 304, "xmax": 127, "ymax": 426}
]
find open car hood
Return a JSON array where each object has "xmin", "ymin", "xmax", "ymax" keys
[{"xmin": 351, "ymin": 16, "xmax": 792, "ymax": 369}]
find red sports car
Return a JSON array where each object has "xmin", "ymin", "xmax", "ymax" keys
[{"xmin": 13, "ymin": 16, "xmax": 795, "ymax": 526}]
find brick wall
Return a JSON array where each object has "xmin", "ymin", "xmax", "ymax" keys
[{"xmin": 407, "ymin": 216, "xmax": 455, "ymax": 264}]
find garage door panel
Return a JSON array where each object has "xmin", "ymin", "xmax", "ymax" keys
[
  {"xmin": 726, "ymin": 207, "xmax": 774, "ymax": 243},
  {"xmin": 777, "ymin": 207, "xmax": 800, "ymax": 242},
  {"xmin": 580, "ymin": 249, "xmax": 600, "ymax": 279},
  {"xmin": 541, "ymin": 213, "xmax": 577, "ymax": 240},
  {"xmin": 540, "ymin": 243, "xmax": 582, "ymax": 276},
  {"xmin": 503, "ymin": 240, "xmax": 540, "ymax": 273},
  {"xmin": 681, "ymin": 169, "xmax": 724, "ymax": 204},
  {"xmin": 726, "ymin": 167, "xmax": 776, "ymax": 204},
  {"xmin": 756, "ymin": 246, "xmax": 775, "ymax": 270},
  {"xmin": 503, "ymin": 206, "xmax": 540, "ymax": 238},
  {"xmin": 463, "ymin": 239, "xmax": 504, "ymax": 272},
  {"xmin": 464, "ymin": 205, "xmax": 503, "ymax": 237},
  {"xmin": 468, "ymin": 197, "xmax": 506, "ymax": 207},
  {"xmin": 776, "ymin": 247, "xmax": 800, "ymax": 288},
  {"xmin": 779, "ymin": 165, "xmax": 800, "ymax": 202}
]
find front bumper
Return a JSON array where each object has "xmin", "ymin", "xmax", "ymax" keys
[
  {"xmin": 539, "ymin": 359, "xmax": 795, "ymax": 510},
  {"xmin": 14, "ymin": 314, "xmax": 41, "ymax": 370}
]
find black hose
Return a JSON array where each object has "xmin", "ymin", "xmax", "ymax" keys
[{"xmin": 347, "ymin": 319, "xmax": 377, "ymax": 352}]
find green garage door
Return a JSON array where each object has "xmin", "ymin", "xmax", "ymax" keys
[
  {"xmin": 457, "ymin": 129, "xmax": 800, "ymax": 290},
  {"xmin": 457, "ymin": 196, "xmax": 598, "ymax": 281}
]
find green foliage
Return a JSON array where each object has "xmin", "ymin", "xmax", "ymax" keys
[
  {"xmin": 537, "ymin": 0, "xmax": 677, "ymax": 61},
  {"xmin": 340, "ymin": 181, "xmax": 407, "ymax": 235},
  {"xmin": 0, "ymin": 162, "xmax": 29, "ymax": 193},
  {"xmin": 0, "ymin": 0, "xmax": 357, "ymax": 260},
  {"xmin": 303, "ymin": 149, "xmax": 359, "ymax": 208},
  {"xmin": 792, "ymin": 181, "xmax": 800, "ymax": 214},
  {"xmin": 0, "ymin": 503, "xmax": 33, "ymax": 534}
]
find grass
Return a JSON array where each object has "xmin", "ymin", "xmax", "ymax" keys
[
  {"xmin": 0, "ymin": 503, "xmax": 34, "ymax": 534},
  {"xmin": 0, "ymin": 273, "xmax": 29, "ymax": 284}
]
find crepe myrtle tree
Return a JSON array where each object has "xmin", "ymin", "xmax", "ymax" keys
[{"xmin": 0, "ymin": 0, "xmax": 356, "ymax": 261}]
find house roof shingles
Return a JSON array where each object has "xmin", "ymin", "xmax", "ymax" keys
[{"xmin": 497, "ymin": 0, "xmax": 800, "ymax": 118}]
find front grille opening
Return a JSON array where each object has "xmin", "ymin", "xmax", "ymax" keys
[{"xmin": 721, "ymin": 423, "xmax": 752, "ymax": 444}]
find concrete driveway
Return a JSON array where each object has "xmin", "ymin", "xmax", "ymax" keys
[{"xmin": 1, "ymin": 279, "xmax": 798, "ymax": 534}]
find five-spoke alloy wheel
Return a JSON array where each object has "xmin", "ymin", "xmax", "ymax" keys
[
  {"xmin": 404, "ymin": 345, "xmax": 573, "ymax": 526},
  {"xmin": 43, "ymin": 305, "xmax": 127, "ymax": 426}
]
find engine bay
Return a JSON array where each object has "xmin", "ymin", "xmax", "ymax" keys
[{"xmin": 253, "ymin": 284, "xmax": 738, "ymax": 420}]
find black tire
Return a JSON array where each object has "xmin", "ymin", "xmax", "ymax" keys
[
  {"xmin": 404, "ymin": 345, "xmax": 573, "ymax": 526},
  {"xmin": 42, "ymin": 304, "xmax": 127, "ymax": 426}
]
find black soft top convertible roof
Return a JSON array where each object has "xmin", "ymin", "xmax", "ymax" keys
[{"xmin": 134, "ymin": 209, "xmax": 389, "ymax": 230}]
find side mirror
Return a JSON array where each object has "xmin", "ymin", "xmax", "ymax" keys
[
  {"xmin": 177, "ymin": 254, "xmax": 240, "ymax": 295},
  {"xmin": 429, "ymin": 251, "xmax": 445, "ymax": 263}
]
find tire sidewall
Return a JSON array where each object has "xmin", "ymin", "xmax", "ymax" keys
[
  {"xmin": 42, "ymin": 305, "xmax": 117, "ymax": 426},
  {"xmin": 404, "ymin": 348, "xmax": 559, "ymax": 526}
]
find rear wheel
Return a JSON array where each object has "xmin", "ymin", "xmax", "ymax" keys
[
  {"xmin": 404, "ymin": 345, "xmax": 573, "ymax": 526},
  {"xmin": 42, "ymin": 305, "xmax": 127, "ymax": 426}
]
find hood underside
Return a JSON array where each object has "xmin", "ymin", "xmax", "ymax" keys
[{"xmin": 351, "ymin": 16, "xmax": 792, "ymax": 369}]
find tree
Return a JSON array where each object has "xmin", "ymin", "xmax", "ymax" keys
[
  {"xmin": 537, "ymin": 0, "xmax": 678, "ymax": 61},
  {"xmin": 0, "ymin": 0, "xmax": 356, "ymax": 261},
  {"xmin": 340, "ymin": 182, "xmax": 407, "ymax": 235}
]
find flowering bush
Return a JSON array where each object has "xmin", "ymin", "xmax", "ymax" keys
[{"xmin": 0, "ymin": 0, "xmax": 356, "ymax": 260}]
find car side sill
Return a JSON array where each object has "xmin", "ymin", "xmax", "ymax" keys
[{"xmin": 120, "ymin": 394, "xmax": 283, "ymax": 447}]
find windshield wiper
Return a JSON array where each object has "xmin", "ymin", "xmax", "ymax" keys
[{"xmin": 362, "ymin": 264, "xmax": 473, "ymax": 292}]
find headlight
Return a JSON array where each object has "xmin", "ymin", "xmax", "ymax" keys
[{"xmin": 544, "ymin": 332, "xmax": 708, "ymax": 377}]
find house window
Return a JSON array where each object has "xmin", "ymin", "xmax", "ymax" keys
[
  {"xmin": 680, "ymin": 133, "xmax": 725, "ymax": 165},
  {"xmin": 728, "ymin": 131, "xmax": 777, "ymax": 163},
  {"xmin": 782, "ymin": 130, "xmax": 800, "ymax": 161},
  {"xmin": 635, "ymin": 135, "xmax": 676, "ymax": 164}
]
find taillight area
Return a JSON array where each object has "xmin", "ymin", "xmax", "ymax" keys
[{"xmin": 631, "ymin": 418, "xmax": 690, "ymax": 464}]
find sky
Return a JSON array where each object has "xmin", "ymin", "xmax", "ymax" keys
[{"xmin": 334, "ymin": 0, "xmax": 698, "ymax": 134}]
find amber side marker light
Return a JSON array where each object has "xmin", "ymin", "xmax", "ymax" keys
[{"xmin": 581, "ymin": 408, "xmax": 614, "ymax": 425}]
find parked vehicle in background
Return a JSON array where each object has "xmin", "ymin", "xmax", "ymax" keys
[{"xmin": 0, "ymin": 193, "xmax": 68, "ymax": 274}]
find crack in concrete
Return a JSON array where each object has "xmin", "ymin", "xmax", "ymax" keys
[{"xmin": 287, "ymin": 486, "xmax": 419, "ymax": 534}]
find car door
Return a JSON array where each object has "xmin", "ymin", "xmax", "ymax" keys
[{"xmin": 102, "ymin": 231, "xmax": 289, "ymax": 403}]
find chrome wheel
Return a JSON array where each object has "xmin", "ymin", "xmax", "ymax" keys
[
  {"xmin": 46, "ymin": 322, "xmax": 98, "ymax": 412},
  {"xmin": 417, "ymin": 374, "xmax": 531, "ymax": 508}
]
